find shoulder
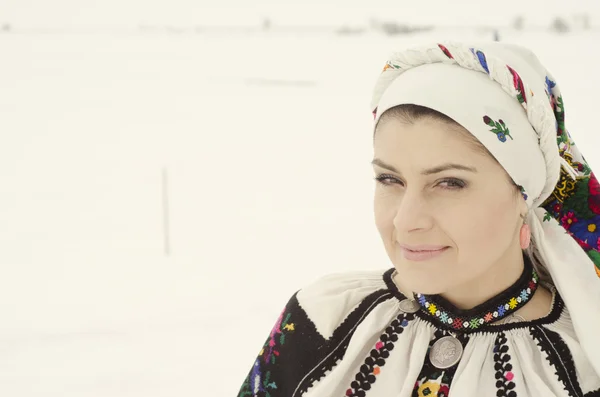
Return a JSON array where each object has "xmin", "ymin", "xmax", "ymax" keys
[
  {"xmin": 235, "ymin": 269, "xmax": 393, "ymax": 397},
  {"xmin": 537, "ymin": 291, "xmax": 600, "ymax": 395},
  {"xmin": 295, "ymin": 268, "xmax": 392, "ymax": 340}
]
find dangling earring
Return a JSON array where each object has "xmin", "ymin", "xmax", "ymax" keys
[{"xmin": 520, "ymin": 216, "xmax": 531, "ymax": 249}]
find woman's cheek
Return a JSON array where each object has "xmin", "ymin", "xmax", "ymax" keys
[
  {"xmin": 465, "ymin": 200, "xmax": 509, "ymax": 246},
  {"xmin": 439, "ymin": 200, "xmax": 489, "ymax": 246}
]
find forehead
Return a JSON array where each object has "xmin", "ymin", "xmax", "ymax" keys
[{"xmin": 374, "ymin": 117, "xmax": 481, "ymax": 159}]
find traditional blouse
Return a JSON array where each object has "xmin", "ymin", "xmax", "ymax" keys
[{"xmin": 236, "ymin": 266, "xmax": 600, "ymax": 397}]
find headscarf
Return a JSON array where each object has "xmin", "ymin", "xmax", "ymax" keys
[{"xmin": 370, "ymin": 41, "xmax": 600, "ymax": 376}]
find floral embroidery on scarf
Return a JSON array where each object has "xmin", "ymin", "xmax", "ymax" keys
[
  {"xmin": 471, "ymin": 48, "xmax": 489, "ymax": 74},
  {"xmin": 517, "ymin": 185, "xmax": 528, "ymax": 201},
  {"xmin": 438, "ymin": 44, "xmax": 454, "ymax": 59},
  {"xmin": 507, "ymin": 65, "xmax": 527, "ymax": 107},
  {"xmin": 555, "ymin": 96, "xmax": 568, "ymax": 146},
  {"xmin": 483, "ymin": 115, "xmax": 513, "ymax": 142},
  {"xmin": 540, "ymin": 86, "xmax": 600, "ymax": 276},
  {"xmin": 542, "ymin": 163, "xmax": 600, "ymax": 275},
  {"xmin": 383, "ymin": 62, "xmax": 401, "ymax": 71},
  {"xmin": 545, "ymin": 76, "xmax": 557, "ymax": 108},
  {"xmin": 238, "ymin": 307, "xmax": 295, "ymax": 397}
]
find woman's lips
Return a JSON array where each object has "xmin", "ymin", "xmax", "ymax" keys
[
  {"xmin": 398, "ymin": 244, "xmax": 450, "ymax": 261},
  {"xmin": 399, "ymin": 244, "xmax": 448, "ymax": 251}
]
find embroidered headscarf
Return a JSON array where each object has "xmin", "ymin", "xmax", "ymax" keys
[{"xmin": 370, "ymin": 41, "xmax": 600, "ymax": 376}]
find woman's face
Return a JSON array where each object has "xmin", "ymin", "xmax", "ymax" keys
[{"xmin": 373, "ymin": 116, "xmax": 525, "ymax": 295}]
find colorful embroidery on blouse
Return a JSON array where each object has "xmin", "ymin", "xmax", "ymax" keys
[
  {"xmin": 483, "ymin": 115, "xmax": 513, "ymax": 142},
  {"xmin": 412, "ymin": 329, "xmax": 465, "ymax": 397},
  {"xmin": 414, "ymin": 373, "xmax": 451, "ymax": 397},
  {"xmin": 494, "ymin": 332, "xmax": 517, "ymax": 397},
  {"xmin": 415, "ymin": 267, "xmax": 539, "ymax": 331},
  {"xmin": 238, "ymin": 307, "xmax": 295, "ymax": 397},
  {"xmin": 345, "ymin": 311, "xmax": 415, "ymax": 396}
]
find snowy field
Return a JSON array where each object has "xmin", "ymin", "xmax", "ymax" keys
[{"xmin": 1, "ymin": 28, "xmax": 600, "ymax": 396}]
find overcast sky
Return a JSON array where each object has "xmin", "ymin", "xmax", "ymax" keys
[{"xmin": 2, "ymin": 0, "xmax": 599, "ymax": 28}]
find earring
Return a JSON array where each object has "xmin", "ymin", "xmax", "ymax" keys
[{"xmin": 520, "ymin": 221, "xmax": 531, "ymax": 249}]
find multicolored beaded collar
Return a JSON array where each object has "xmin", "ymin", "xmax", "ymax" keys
[{"xmin": 413, "ymin": 254, "xmax": 539, "ymax": 332}]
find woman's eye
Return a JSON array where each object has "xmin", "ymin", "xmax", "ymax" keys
[
  {"xmin": 374, "ymin": 174, "xmax": 401, "ymax": 186},
  {"xmin": 374, "ymin": 174, "xmax": 466, "ymax": 190},
  {"xmin": 437, "ymin": 178, "xmax": 466, "ymax": 189}
]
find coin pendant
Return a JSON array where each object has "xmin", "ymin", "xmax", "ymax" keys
[
  {"xmin": 398, "ymin": 299, "xmax": 421, "ymax": 314},
  {"xmin": 429, "ymin": 335, "xmax": 463, "ymax": 369}
]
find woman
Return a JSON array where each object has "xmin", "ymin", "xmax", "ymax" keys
[{"xmin": 236, "ymin": 41, "xmax": 600, "ymax": 396}]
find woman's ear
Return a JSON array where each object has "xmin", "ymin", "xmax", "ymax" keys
[{"xmin": 519, "ymin": 203, "xmax": 528, "ymax": 222}]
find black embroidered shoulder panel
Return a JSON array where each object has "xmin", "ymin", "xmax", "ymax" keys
[{"xmin": 236, "ymin": 288, "xmax": 393, "ymax": 397}]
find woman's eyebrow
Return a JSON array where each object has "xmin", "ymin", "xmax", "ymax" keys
[{"xmin": 371, "ymin": 158, "xmax": 478, "ymax": 175}]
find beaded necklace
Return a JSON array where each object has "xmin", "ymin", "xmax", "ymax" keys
[{"xmin": 413, "ymin": 254, "xmax": 539, "ymax": 332}]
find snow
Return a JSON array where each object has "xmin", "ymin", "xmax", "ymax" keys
[{"xmin": 1, "ymin": 28, "xmax": 600, "ymax": 395}]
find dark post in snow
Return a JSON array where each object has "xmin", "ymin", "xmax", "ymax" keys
[
  {"xmin": 162, "ymin": 166, "xmax": 171, "ymax": 256},
  {"xmin": 493, "ymin": 29, "xmax": 500, "ymax": 42}
]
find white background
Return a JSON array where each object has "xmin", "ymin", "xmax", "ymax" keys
[{"xmin": 1, "ymin": 2, "xmax": 600, "ymax": 396}]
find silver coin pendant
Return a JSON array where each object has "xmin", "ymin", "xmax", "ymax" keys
[
  {"xmin": 398, "ymin": 299, "xmax": 420, "ymax": 314},
  {"xmin": 429, "ymin": 335, "xmax": 463, "ymax": 369}
]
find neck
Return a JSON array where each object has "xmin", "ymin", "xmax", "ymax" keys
[
  {"xmin": 439, "ymin": 246, "xmax": 525, "ymax": 310},
  {"xmin": 392, "ymin": 247, "xmax": 554, "ymax": 326}
]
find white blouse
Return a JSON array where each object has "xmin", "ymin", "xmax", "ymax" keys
[{"xmin": 236, "ymin": 268, "xmax": 600, "ymax": 397}]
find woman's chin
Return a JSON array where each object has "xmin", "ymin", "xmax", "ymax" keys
[{"xmin": 392, "ymin": 262, "xmax": 451, "ymax": 295}]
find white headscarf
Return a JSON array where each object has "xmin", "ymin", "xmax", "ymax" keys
[{"xmin": 370, "ymin": 41, "xmax": 600, "ymax": 377}]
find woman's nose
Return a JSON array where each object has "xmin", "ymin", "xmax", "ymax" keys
[{"xmin": 392, "ymin": 190, "xmax": 432, "ymax": 233}]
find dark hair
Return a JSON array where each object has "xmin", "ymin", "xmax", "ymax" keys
[{"xmin": 374, "ymin": 104, "xmax": 491, "ymax": 158}]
